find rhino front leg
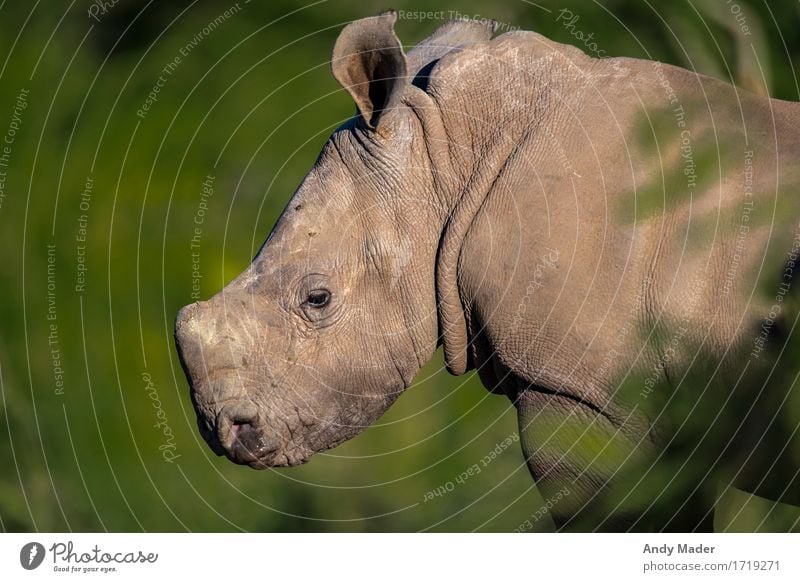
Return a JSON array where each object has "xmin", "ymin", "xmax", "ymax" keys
[{"xmin": 514, "ymin": 388, "xmax": 717, "ymax": 532}]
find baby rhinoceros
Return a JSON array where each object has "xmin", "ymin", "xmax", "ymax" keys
[{"xmin": 176, "ymin": 11, "xmax": 800, "ymax": 531}]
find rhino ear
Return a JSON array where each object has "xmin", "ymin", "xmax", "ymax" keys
[{"xmin": 331, "ymin": 10, "xmax": 408, "ymax": 129}]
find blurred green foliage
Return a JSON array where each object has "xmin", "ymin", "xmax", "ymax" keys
[{"xmin": 0, "ymin": 0, "xmax": 798, "ymax": 532}]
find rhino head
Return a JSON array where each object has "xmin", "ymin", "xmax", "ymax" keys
[{"xmin": 175, "ymin": 12, "xmax": 495, "ymax": 467}]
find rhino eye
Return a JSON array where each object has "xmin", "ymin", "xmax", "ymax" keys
[{"xmin": 305, "ymin": 289, "xmax": 331, "ymax": 308}]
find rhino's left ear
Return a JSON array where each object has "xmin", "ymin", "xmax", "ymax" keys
[{"xmin": 331, "ymin": 10, "xmax": 408, "ymax": 129}]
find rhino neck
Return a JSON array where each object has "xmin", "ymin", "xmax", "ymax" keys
[
  {"xmin": 436, "ymin": 135, "xmax": 529, "ymax": 375},
  {"xmin": 404, "ymin": 84, "xmax": 540, "ymax": 375}
]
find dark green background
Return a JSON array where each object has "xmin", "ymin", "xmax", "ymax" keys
[{"xmin": 1, "ymin": 0, "xmax": 798, "ymax": 532}]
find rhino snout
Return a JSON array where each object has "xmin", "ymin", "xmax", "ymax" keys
[{"xmin": 175, "ymin": 299, "xmax": 252, "ymax": 383}]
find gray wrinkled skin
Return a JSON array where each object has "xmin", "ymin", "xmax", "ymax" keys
[{"xmin": 176, "ymin": 11, "xmax": 800, "ymax": 530}]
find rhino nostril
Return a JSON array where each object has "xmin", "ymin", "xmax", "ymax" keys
[
  {"xmin": 230, "ymin": 421, "xmax": 250, "ymax": 438},
  {"xmin": 229, "ymin": 408, "xmax": 258, "ymax": 429},
  {"xmin": 202, "ymin": 403, "xmax": 282, "ymax": 466},
  {"xmin": 216, "ymin": 402, "xmax": 264, "ymax": 454},
  {"xmin": 231, "ymin": 421, "xmax": 259, "ymax": 443},
  {"xmin": 231, "ymin": 422, "xmax": 250, "ymax": 438}
]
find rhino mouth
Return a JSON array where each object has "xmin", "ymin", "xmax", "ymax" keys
[
  {"xmin": 213, "ymin": 424, "xmax": 313, "ymax": 469},
  {"xmin": 189, "ymin": 393, "xmax": 315, "ymax": 468},
  {"xmin": 225, "ymin": 422, "xmax": 281, "ymax": 466},
  {"xmin": 219, "ymin": 417, "xmax": 314, "ymax": 468}
]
